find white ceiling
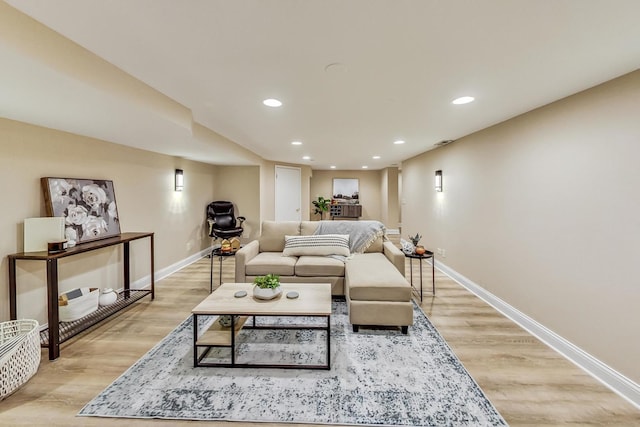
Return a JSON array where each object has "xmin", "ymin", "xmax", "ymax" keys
[{"xmin": 4, "ymin": 0, "xmax": 640, "ymax": 170}]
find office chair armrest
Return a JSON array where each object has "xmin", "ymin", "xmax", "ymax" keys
[
  {"xmin": 207, "ymin": 218, "xmax": 214, "ymax": 236},
  {"xmin": 237, "ymin": 216, "xmax": 246, "ymax": 225}
]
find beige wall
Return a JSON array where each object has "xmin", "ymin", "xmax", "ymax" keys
[
  {"xmin": 212, "ymin": 166, "xmax": 261, "ymax": 241},
  {"xmin": 380, "ymin": 167, "xmax": 400, "ymax": 230},
  {"xmin": 401, "ymin": 70, "xmax": 640, "ymax": 383},
  {"xmin": 310, "ymin": 170, "xmax": 383, "ymax": 222},
  {"xmin": 0, "ymin": 118, "xmax": 219, "ymax": 323}
]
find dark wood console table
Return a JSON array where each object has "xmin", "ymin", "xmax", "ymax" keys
[
  {"xmin": 8, "ymin": 232, "xmax": 154, "ymax": 360},
  {"xmin": 330, "ymin": 204, "xmax": 362, "ymax": 219}
]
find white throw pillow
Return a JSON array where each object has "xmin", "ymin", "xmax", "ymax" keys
[{"xmin": 282, "ymin": 234, "xmax": 350, "ymax": 257}]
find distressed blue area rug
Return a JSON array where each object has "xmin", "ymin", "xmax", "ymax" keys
[{"xmin": 79, "ymin": 301, "xmax": 507, "ymax": 426}]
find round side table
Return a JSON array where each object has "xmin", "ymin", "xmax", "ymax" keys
[{"xmin": 404, "ymin": 250, "xmax": 435, "ymax": 301}]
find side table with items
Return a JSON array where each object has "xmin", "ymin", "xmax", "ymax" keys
[
  {"xmin": 209, "ymin": 248, "xmax": 238, "ymax": 292},
  {"xmin": 404, "ymin": 250, "xmax": 435, "ymax": 301},
  {"xmin": 8, "ymin": 232, "xmax": 155, "ymax": 360}
]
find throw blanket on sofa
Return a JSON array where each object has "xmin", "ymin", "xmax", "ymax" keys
[{"xmin": 314, "ymin": 220, "xmax": 386, "ymax": 254}]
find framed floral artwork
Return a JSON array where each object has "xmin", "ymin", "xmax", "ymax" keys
[{"xmin": 41, "ymin": 177, "xmax": 121, "ymax": 245}]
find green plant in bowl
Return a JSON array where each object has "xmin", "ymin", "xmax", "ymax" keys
[{"xmin": 253, "ymin": 274, "xmax": 280, "ymax": 289}]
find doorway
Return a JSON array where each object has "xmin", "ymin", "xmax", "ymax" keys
[{"xmin": 275, "ymin": 165, "xmax": 301, "ymax": 221}]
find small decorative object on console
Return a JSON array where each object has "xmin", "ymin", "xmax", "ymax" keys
[
  {"xmin": 58, "ymin": 287, "xmax": 99, "ymax": 322},
  {"xmin": 252, "ymin": 274, "xmax": 282, "ymax": 300},
  {"xmin": 98, "ymin": 288, "xmax": 118, "ymax": 306},
  {"xmin": 47, "ymin": 240, "xmax": 67, "ymax": 253}
]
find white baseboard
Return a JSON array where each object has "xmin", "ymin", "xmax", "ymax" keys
[
  {"xmin": 435, "ymin": 260, "xmax": 640, "ymax": 410},
  {"xmin": 130, "ymin": 247, "xmax": 212, "ymax": 290}
]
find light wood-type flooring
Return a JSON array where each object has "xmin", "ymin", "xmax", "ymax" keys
[{"xmin": 2, "ymin": 239, "xmax": 639, "ymax": 426}]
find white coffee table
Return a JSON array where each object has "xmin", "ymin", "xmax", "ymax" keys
[{"xmin": 192, "ymin": 282, "xmax": 332, "ymax": 369}]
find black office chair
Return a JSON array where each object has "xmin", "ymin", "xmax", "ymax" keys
[{"xmin": 206, "ymin": 201, "xmax": 245, "ymax": 240}]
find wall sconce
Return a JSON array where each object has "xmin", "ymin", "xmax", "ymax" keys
[
  {"xmin": 435, "ymin": 170, "xmax": 443, "ymax": 192},
  {"xmin": 175, "ymin": 169, "xmax": 184, "ymax": 191}
]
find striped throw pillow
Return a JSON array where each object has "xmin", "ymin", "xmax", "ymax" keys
[{"xmin": 282, "ymin": 234, "xmax": 350, "ymax": 257}]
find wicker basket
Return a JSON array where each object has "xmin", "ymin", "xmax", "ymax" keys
[{"xmin": 0, "ymin": 319, "xmax": 41, "ymax": 400}]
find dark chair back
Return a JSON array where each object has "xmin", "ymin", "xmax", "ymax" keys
[{"xmin": 206, "ymin": 201, "xmax": 245, "ymax": 239}]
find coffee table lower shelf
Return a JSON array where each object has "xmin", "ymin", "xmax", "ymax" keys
[{"xmin": 193, "ymin": 313, "xmax": 331, "ymax": 370}]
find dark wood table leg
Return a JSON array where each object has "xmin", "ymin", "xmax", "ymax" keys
[
  {"xmin": 150, "ymin": 234, "xmax": 155, "ymax": 299},
  {"xmin": 46, "ymin": 259, "xmax": 60, "ymax": 360},
  {"xmin": 124, "ymin": 241, "xmax": 130, "ymax": 299},
  {"xmin": 9, "ymin": 257, "xmax": 17, "ymax": 320}
]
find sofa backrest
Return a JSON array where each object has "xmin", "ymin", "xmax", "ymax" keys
[
  {"xmin": 300, "ymin": 221, "xmax": 319, "ymax": 236},
  {"xmin": 261, "ymin": 220, "xmax": 383, "ymax": 253},
  {"xmin": 259, "ymin": 221, "xmax": 300, "ymax": 252}
]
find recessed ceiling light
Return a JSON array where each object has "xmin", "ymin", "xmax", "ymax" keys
[
  {"xmin": 393, "ymin": 140, "xmax": 405, "ymax": 145},
  {"xmin": 263, "ymin": 98, "xmax": 282, "ymax": 107},
  {"xmin": 291, "ymin": 141, "xmax": 302, "ymax": 145},
  {"xmin": 372, "ymin": 155, "xmax": 381, "ymax": 160},
  {"xmin": 302, "ymin": 155, "xmax": 311, "ymax": 160},
  {"xmin": 452, "ymin": 96, "xmax": 475, "ymax": 105},
  {"xmin": 362, "ymin": 165, "xmax": 368, "ymax": 169},
  {"xmin": 330, "ymin": 165, "xmax": 336, "ymax": 169}
]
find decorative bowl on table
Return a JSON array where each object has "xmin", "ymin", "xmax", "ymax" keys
[
  {"xmin": 58, "ymin": 287, "xmax": 99, "ymax": 322},
  {"xmin": 252, "ymin": 274, "xmax": 282, "ymax": 300}
]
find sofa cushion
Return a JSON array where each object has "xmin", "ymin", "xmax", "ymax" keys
[
  {"xmin": 295, "ymin": 255, "xmax": 346, "ymax": 277},
  {"xmin": 346, "ymin": 253, "xmax": 411, "ymax": 302},
  {"xmin": 246, "ymin": 252, "xmax": 297, "ymax": 276},
  {"xmin": 259, "ymin": 221, "xmax": 300, "ymax": 252},
  {"xmin": 282, "ymin": 234, "xmax": 350, "ymax": 257}
]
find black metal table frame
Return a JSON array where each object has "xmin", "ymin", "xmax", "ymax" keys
[
  {"xmin": 209, "ymin": 248, "xmax": 237, "ymax": 293},
  {"xmin": 406, "ymin": 251, "xmax": 436, "ymax": 301},
  {"xmin": 193, "ymin": 313, "xmax": 331, "ymax": 370}
]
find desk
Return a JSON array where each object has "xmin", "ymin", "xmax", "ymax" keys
[
  {"xmin": 404, "ymin": 250, "xmax": 435, "ymax": 301},
  {"xmin": 8, "ymin": 232, "xmax": 154, "ymax": 360}
]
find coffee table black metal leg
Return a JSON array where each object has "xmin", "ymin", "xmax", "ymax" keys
[
  {"xmin": 209, "ymin": 251, "xmax": 214, "ymax": 293},
  {"xmin": 326, "ymin": 315, "xmax": 331, "ymax": 370},
  {"xmin": 193, "ymin": 314, "xmax": 198, "ymax": 367},
  {"xmin": 230, "ymin": 315, "xmax": 236, "ymax": 366}
]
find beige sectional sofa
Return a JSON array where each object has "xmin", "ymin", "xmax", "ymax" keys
[{"xmin": 235, "ymin": 220, "xmax": 414, "ymax": 333}]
